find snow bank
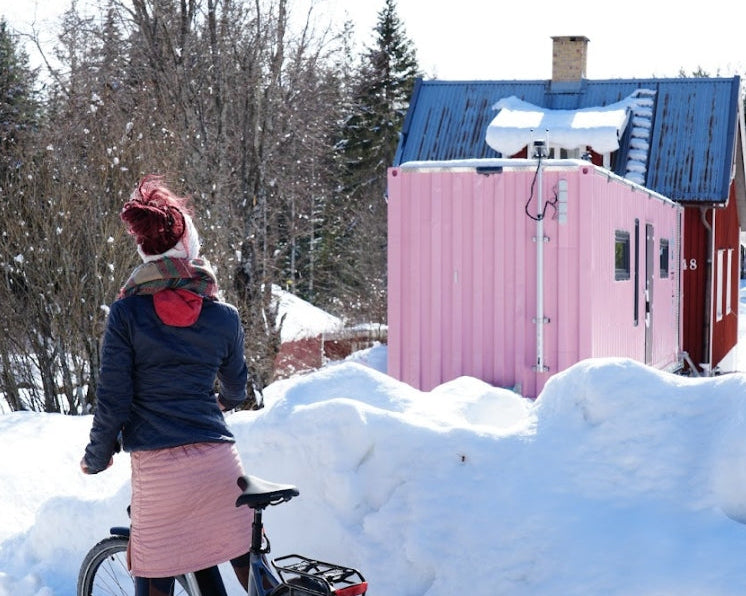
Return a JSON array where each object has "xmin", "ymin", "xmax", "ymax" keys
[{"xmin": 4, "ymin": 351, "xmax": 746, "ymax": 594}]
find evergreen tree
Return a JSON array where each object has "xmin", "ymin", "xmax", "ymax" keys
[
  {"xmin": 321, "ymin": 0, "xmax": 420, "ymax": 322},
  {"xmin": 0, "ymin": 18, "xmax": 39, "ymax": 176},
  {"xmin": 0, "ymin": 18, "xmax": 40, "ymax": 412},
  {"xmin": 350, "ymin": 0, "xmax": 419, "ymax": 173}
]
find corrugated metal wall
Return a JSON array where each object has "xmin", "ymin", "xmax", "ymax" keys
[{"xmin": 388, "ymin": 163, "xmax": 682, "ymax": 397}]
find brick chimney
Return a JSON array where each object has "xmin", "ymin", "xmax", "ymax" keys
[{"xmin": 551, "ymin": 36, "xmax": 589, "ymax": 81}]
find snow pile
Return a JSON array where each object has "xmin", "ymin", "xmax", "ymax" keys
[
  {"xmin": 3, "ymin": 340, "xmax": 746, "ymax": 594},
  {"xmin": 3, "ymin": 284, "xmax": 746, "ymax": 595}
]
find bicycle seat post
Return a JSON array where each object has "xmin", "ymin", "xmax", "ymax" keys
[
  {"xmin": 250, "ymin": 507, "xmax": 265, "ymax": 554},
  {"xmin": 235, "ymin": 475, "xmax": 299, "ymax": 554}
]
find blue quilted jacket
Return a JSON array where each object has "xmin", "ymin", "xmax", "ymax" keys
[{"xmin": 83, "ymin": 292, "xmax": 248, "ymax": 474}]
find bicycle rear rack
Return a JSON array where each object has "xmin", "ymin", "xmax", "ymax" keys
[{"xmin": 272, "ymin": 554, "xmax": 367, "ymax": 596}]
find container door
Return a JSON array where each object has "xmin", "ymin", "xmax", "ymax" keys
[{"xmin": 645, "ymin": 223, "xmax": 654, "ymax": 364}]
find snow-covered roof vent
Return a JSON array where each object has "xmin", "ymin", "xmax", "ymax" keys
[
  {"xmin": 485, "ymin": 92, "xmax": 650, "ymax": 157},
  {"xmin": 623, "ymin": 89, "xmax": 656, "ymax": 186}
]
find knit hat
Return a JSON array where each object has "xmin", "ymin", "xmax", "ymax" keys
[{"xmin": 121, "ymin": 175, "xmax": 201, "ymax": 262}]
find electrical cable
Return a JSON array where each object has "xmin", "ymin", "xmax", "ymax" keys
[{"xmin": 524, "ymin": 155, "xmax": 559, "ymax": 222}]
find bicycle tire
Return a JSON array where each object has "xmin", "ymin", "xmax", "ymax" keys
[{"xmin": 77, "ymin": 535, "xmax": 192, "ymax": 596}]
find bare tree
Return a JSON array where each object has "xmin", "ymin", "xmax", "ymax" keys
[{"xmin": 0, "ymin": 0, "xmax": 354, "ymax": 412}]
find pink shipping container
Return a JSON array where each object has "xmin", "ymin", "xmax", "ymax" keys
[{"xmin": 387, "ymin": 159, "xmax": 683, "ymax": 398}]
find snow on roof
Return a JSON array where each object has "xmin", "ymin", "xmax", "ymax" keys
[
  {"xmin": 485, "ymin": 93, "xmax": 647, "ymax": 156},
  {"xmin": 273, "ymin": 285, "xmax": 343, "ymax": 342}
]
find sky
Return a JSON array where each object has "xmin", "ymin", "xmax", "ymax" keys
[
  {"xmin": 3, "ymin": 287, "xmax": 746, "ymax": 595},
  {"xmin": 2, "ymin": 0, "xmax": 745, "ymax": 81},
  {"xmin": 327, "ymin": 0, "xmax": 746, "ymax": 79}
]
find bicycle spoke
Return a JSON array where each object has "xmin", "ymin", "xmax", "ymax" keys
[{"xmin": 91, "ymin": 550, "xmax": 132, "ymax": 595}]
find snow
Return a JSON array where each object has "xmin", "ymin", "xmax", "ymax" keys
[
  {"xmin": 274, "ymin": 286, "xmax": 343, "ymax": 342},
  {"xmin": 3, "ymin": 291, "xmax": 746, "ymax": 595},
  {"xmin": 485, "ymin": 92, "xmax": 652, "ymax": 156}
]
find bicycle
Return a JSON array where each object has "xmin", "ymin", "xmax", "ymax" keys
[{"xmin": 77, "ymin": 474, "xmax": 368, "ymax": 596}]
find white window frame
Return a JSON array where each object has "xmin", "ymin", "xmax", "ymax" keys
[
  {"xmin": 726, "ymin": 248, "xmax": 733, "ymax": 315},
  {"xmin": 716, "ymin": 249, "xmax": 724, "ymax": 321}
]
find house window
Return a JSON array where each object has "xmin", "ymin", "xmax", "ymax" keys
[
  {"xmin": 556, "ymin": 147, "xmax": 581, "ymax": 159},
  {"xmin": 659, "ymin": 239, "xmax": 670, "ymax": 278},
  {"xmin": 716, "ymin": 249, "xmax": 724, "ymax": 321},
  {"xmin": 726, "ymin": 248, "xmax": 733, "ymax": 315},
  {"xmin": 615, "ymin": 230, "xmax": 631, "ymax": 281}
]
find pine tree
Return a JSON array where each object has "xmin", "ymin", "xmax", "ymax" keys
[
  {"xmin": 0, "ymin": 18, "xmax": 39, "ymax": 177},
  {"xmin": 321, "ymin": 0, "xmax": 420, "ymax": 322},
  {"xmin": 350, "ymin": 0, "xmax": 419, "ymax": 174},
  {"xmin": 0, "ymin": 19, "xmax": 41, "ymax": 412}
]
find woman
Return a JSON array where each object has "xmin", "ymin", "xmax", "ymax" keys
[{"xmin": 81, "ymin": 174, "xmax": 252, "ymax": 596}]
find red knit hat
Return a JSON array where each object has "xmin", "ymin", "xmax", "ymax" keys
[{"xmin": 121, "ymin": 175, "xmax": 200, "ymax": 260}]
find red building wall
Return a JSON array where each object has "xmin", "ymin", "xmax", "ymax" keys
[
  {"xmin": 681, "ymin": 183, "xmax": 740, "ymax": 371},
  {"xmin": 711, "ymin": 185, "xmax": 741, "ymax": 367},
  {"xmin": 274, "ymin": 330, "xmax": 387, "ymax": 379},
  {"xmin": 681, "ymin": 208, "xmax": 709, "ymax": 368}
]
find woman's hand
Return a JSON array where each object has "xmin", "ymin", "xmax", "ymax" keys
[{"xmin": 80, "ymin": 456, "xmax": 113, "ymax": 474}]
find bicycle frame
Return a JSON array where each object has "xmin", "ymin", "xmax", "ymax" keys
[
  {"xmin": 248, "ymin": 553, "xmax": 280, "ymax": 594},
  {"xmin": 184, "ymin": 573, "xmax": 202, "ymax": 595}
]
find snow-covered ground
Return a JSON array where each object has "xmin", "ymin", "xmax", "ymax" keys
[{"xmin": 3, "ymin": 288, "xmax": 746, "ymax": 595}]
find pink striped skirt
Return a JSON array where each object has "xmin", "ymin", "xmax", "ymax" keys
[{"xmin": 129, "ymin": 441, "xmax": 253, "ymax": 577}]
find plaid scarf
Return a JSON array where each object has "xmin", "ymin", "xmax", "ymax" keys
[{"xmin": 118, "ymin": 257, "xmax": 219, "ymax": 300}]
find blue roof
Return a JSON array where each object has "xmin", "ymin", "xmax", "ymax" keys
[{"xmin": 394, "ymin": 77, "xmax": 743, "ymax": 203}]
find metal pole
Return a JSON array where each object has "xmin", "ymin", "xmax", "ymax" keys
[{"xmin": 536, "ymin": 156, "xmax": 546, "ymax": 373}]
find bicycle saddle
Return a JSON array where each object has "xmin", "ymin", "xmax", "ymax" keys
[{"xmin": 236, "ymin": 475, "xmax": 300, "ymax": 509}]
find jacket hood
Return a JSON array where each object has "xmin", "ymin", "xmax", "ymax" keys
[{"xmin": 153, "ymin": 289, "xmax": 203, "ymax": 327}]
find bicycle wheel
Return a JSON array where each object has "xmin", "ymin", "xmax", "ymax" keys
[{"xmin": 77, "ymin": 535, "xmax": 192, "ymax": 596}]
